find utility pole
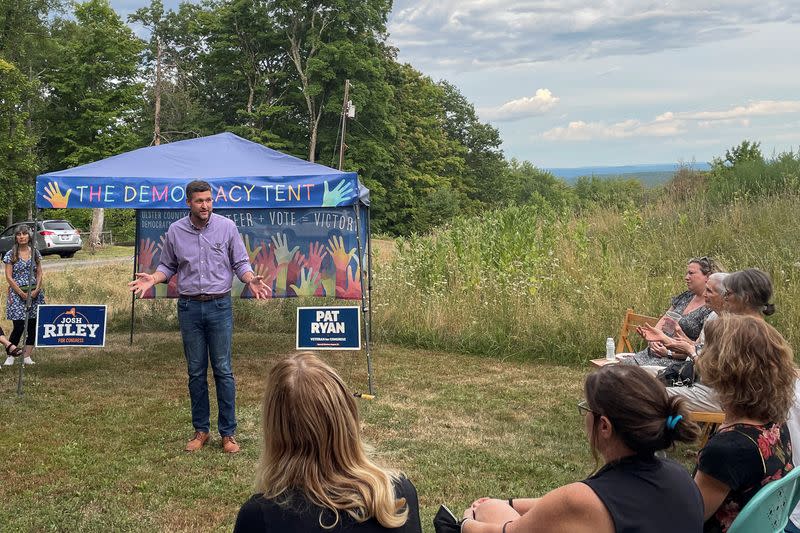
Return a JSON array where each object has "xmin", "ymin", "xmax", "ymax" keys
[
  {"xmin": 338, "ymin": 79, "xmax": 351, "ymax": 170},
  {"xmin": 153, "ymin": 36, "xmax": 162, "ymax": 146}
]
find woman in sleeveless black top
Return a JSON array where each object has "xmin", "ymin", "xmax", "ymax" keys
[{"xmin": 459, "ymin": 365, "xmax": 704, "ymax": 533}]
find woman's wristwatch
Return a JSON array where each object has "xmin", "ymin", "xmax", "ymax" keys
[{"xmin": 666, "ymin": 349, "xmax": 674, "ymax": 359}]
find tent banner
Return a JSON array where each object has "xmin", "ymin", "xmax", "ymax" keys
[
  {"xmin": 135, "ymin": 208, "xmax": 367, "ymax": 300},
  {"xmin": 36, "ymin": 174, "xmax": 360, "ymax": 209}
]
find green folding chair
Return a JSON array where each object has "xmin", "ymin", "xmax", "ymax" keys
[{"xmin": 727, "ymin": 465, "xmax": 800, "ymax": 533}]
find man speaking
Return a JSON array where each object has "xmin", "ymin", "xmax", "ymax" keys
[{"xmin": 129, "ymin": 180, "xmax": 269, "ymax": 453}]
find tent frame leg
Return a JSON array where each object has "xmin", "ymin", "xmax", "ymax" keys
[
  {"xmin": 353, "ymin": 204, "xmax": 373, "ymax": 395},
  {"xmin": 130, "ymin": 211, "xmax": 140, "ymax": 345}
]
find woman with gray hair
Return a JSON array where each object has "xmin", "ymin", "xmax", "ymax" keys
[
  {"xmin": 643, "ymin": 271, "xmax": 729, "ymax": 357},
  {"xmin": 723, "ymin": 268, "xmax": 775, "ymax": 317},
  {"xmin": 646, "ymin": 269, "xmax": 776, "ymax": 411}
]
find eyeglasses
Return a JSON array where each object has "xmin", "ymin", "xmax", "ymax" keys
[{"xmin": 577, "ymin": 400, "xmax": 596, "ymax": 417}]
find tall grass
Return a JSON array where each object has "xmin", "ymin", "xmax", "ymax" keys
[
  {"xmin": 374, "ymin": 183, "xmax": 800, "ymax": 364},
  {"xmin": 20, "ymin": 152, "xmax": 800, "ymax": 366}
]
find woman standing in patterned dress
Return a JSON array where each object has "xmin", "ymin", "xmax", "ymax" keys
[{"xmin": 3, "ymin": 226, "xmax": 45, "ymax": 366}]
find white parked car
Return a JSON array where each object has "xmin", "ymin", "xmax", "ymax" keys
[{"xmin": 0, "ymin": 219, "xmax": 83, "ymax": 258}]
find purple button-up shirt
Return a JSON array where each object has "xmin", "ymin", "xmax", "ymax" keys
[{"xmin": 156, "ymin": 213, "xmax": 252, "ymax": 296}]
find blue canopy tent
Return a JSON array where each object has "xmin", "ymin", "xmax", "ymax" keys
[{"xmin": 35, "ymin": 133, "xmax": 375, "ymax": 392}]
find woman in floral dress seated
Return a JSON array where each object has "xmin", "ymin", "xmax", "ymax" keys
[{"xmin": 694, "ymin": 313, "xmax": 796, "ymax": 532}]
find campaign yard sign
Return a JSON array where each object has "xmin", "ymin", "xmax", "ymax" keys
[
  {"xmin": 296, "ymin": 306, "xmax": 361, "ymax": 350},
  {"xmin": 36, "ymin": 305, "xmax": 107, "ymax": 347}
]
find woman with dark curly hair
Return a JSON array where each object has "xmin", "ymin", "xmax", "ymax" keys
[{"xmin": 694, "ymin": 314, "xmax": 796, "ymax": 532}]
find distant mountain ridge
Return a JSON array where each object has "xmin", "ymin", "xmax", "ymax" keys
[{"xmin": 546, "ymin": 162, "xmax": 711, "ymax": 180}]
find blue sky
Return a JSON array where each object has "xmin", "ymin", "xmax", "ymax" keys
[{"xmin": 113, "ymin": 0, "xmax": 800, "ymax": 167}]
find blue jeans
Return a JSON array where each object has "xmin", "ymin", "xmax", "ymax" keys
[{"xmin": 177, "ymin": 295, "xmax": 236, "ymax": 436}]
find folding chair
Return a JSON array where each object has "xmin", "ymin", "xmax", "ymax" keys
[
  {"xmin": 727, "ymin": 463, "xmax": 800, "ymax": 533},
  {"xmin": 616, "ymin": 308, "xmax": 659, "ymax": 354}
]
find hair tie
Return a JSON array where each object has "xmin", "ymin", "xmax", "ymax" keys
[{"xmin": 666, "ymin": 415, "xmax": 683, "ymax": 430}]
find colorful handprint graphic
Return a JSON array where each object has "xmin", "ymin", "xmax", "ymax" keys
[
  {"xmin": 42, "ymin": 182, "xmax": 72, "ymax": 208},
  {"xmin": 322, "ymin": 179, "xmax": 355, "ymax": 207}
]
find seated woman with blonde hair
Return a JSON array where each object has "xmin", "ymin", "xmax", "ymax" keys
[
  {"xmin": 694, "ymin": 314, "xmax": 795, "ymax": 532},
  {"xmin": 460, "ymin": 365, "xmax": 704, "ymax": 533},
  {"xmin": 234, "ymin": 352, "xmax": 422, "ymax": 533}
]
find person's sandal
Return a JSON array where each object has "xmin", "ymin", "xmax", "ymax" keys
[{"xmin": 5, "ymin": 344, "xmax": 23, "ymax": 357}]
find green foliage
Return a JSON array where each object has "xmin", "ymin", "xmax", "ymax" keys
[
  {"xmin": 501, "ymin": 159, "xmax": 576, "ymax": 212},
  {"xmin": 376, "ymin": 149, "xmax": 800, "ymax": 363},
  {"xmin": 707, "ymin": 144, "xmax": 800, "ymax": 204},
  {"xmin": 722, "ymin": 139, "xmax": 764, "ymax": 166},
  {"xmin": 42, "ymin": 0, "xmax": 144, "ymax": 169},
  {"xmin": 0, "ymin": 59, "xmax": 38, "ymax": 222},
  {"xmin": 573, "ymin": 175, "xmax": 645, "ymax": 211}
]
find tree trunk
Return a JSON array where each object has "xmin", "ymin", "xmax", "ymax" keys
[
  {"xmin": 308, "ymin": 120, "xmax": 317, "ymax": 162},
  {"xmin": 6, "ymin": 212, "xmax": 12, "ymax": 226},
  {"xmin": 89, "ymin": 208, "xmax": 105, "ymax": 252}
]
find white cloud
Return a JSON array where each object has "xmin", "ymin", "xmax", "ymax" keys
[
  {"xmin": 677, "ymin": 100, "xmax": 800, "ymax": 121},
  {"xmin": 479, "ymin": 89, "xmax": 560, "ymax": 121},
  {"xmin": 542, "ymin": 118, "xmax": 685, "ymax": 141},
  {"xmin": 389, "ymin": 0, "xmax": 799, "ymax": 71},
  {"xmin": 541, "ymin": 99, "xmax": 800, "ymax": 141}
]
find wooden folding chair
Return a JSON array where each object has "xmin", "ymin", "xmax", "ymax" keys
[
  {"xmin": 687, "ymin": 410, "xmax": 725, "ymax": 448},
  {"xmin": 616, "ymin": 308, "xmax": 659, "ymax": 354},
  {"xmin": 589, "ymin": 308, "xmax": 661, "ymax": 367}
]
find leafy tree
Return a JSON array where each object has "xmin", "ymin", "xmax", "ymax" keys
[
  {"xmin": 373, "ymin": 63, "xmax": 467, "ymax": 234},
  {"xmin": 0, "ymin": 0, "xmax": 59, "ymax": 222},
  {"xmin": 191, "ymin": 0, "xmax": 296, "ymax": 150},
  {"xmin": 438, "ymin": 80, "xmax": 506, "ymax": 208},
  {"xmin": 273, "ymin": 0, "xmax": 392, "ymax": 162},
  {"xmin": 723, "ymin": 140, "xmax": 764, "ymax": 166},
  {"xmin": 0, "ymin": 59, "xmax": 37, "ymax": 224},
  {"xmin": 503, "ymin": 159, "xmax": 575, "ymax": 211},
  {"xmin": 42, "ymin": 0, "xmax": 144, "ymax": 247}
]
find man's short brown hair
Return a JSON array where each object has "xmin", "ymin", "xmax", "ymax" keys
[{"xmin": 186, "ymin": 180, "xmax": 212, "ymax": 201}]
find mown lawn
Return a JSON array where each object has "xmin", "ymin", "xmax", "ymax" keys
[
  {"xmin": 41, "ymin": 245, "xmax": 134, "ymax": 262},
  {"xmin": 0, "ymin": 332, "xmax": 595, "ymax": 532}
]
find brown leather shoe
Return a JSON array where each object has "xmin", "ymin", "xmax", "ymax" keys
[
  {"xmin": 185, "ymin": 431, "xmax": 210, "ymax": 452},
  {"xmin": 221, "ymin": 435, "xmax": 240, "ymax": 454}
]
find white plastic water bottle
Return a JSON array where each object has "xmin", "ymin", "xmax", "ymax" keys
[{"xmin": 606, "ymin": 337, "xmax": 616, "ymax": 360}]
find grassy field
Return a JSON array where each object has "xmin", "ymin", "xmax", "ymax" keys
[
  {"xmin": 375, "ymin": 191, "xmax": 800, "ymax": 364},
  {"xmin": 0, "ymin": 332, "xmax": 595, "ymax": 532},
  {"xmin": 5, "ymin": 157, "xmax": 796, "ymax": 530},
  {"xmin": 41, "ymin": 245, "xmax": 135, "ymax": 261}
]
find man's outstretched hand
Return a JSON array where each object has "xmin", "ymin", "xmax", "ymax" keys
[
  {"xmin": 129, "ymin": 272, "xmax": 156, "ymax": 298},
  {"xmin": 246, "ymin": 275, "xmax": 271, "ymax": 299}
]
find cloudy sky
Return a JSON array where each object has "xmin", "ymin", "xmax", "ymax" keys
[{"xmin": 114, "ymin": 0, "xmax": 800, "ymax": 167}]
